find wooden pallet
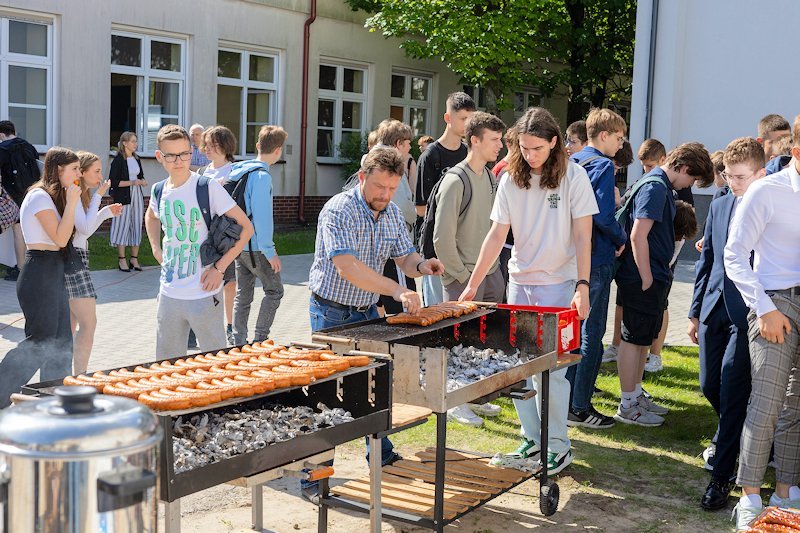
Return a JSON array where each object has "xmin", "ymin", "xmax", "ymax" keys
[
  {"xmin": 331, "ymin": 448, "xmax": 531, "ymax": 521},
  {"xmin": 391, "ymin": 403, "xmax": 432, "ymax": 428}
]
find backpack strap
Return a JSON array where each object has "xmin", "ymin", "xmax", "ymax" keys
[
  {"xmin": 447, "ymin": 165, "xmax": 473, "ymax": 217},
  {"xmin": 574, "ymin": 154, "xmax": 603, "ymax": 168},
  {"xmin": 615, "ymin": 175, "xmax": 667, "ymax": 224},
  {"xmin": 152, "ymin": 179, "xmax": 166, "ymax": 215},
  {"xmin": 196, "ymin": 175, "xmax": 212, "ymax": 230}
]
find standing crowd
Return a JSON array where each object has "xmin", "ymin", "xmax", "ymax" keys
[{"xmin": 1, "ymin": 90, "xmax": 799, "ymax": 529}]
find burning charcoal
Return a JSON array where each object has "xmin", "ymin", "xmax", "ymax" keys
[{"xmin": 420, "ymin": 343, "xmax": 523, "ymax": 391}]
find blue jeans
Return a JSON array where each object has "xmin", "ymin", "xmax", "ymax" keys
[
  {"xmin": 567, "ymin": 263, "xmax": 614, "ymax": 412},
  {"xmin": 303, "ymin": 296, "xmax": 395, "ymax": 489}
]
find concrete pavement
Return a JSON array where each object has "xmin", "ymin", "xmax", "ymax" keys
[{"xmin": 0, "ymin": 255, "xmax": 698, "ymax": 375}]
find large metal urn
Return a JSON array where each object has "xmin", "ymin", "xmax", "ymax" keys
[{"xmin": 0, "ymin": 386, "xmax": 162, "ymax": 532}]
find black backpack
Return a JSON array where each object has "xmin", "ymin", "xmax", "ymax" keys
[
  {"xmin": 418, "ymin": 165, "xmax": 473, "ymax": 260},
  {"xmin": 0, "ymin": 139, "xmax": 41, "ymax": 204}
]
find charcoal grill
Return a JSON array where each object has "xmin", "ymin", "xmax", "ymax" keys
[
  {"xmin": 21, "ymin": 344, "xmax": 392, "ymax": 533},
  {"xmin": 312, "ymin": 304, "xmax": 581, "ymax": 532}
]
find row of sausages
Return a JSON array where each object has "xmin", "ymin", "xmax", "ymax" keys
[
  {"xmin": 750, "ymin": 507, "xmax": 800, "ymax": 532},
  {"xmin": 62, "ymin": 341, "xmax": 370, "ymax": 411},
  {"xmin": 385, "ymin": 301, "xmax": 479, "ymax": 327}
]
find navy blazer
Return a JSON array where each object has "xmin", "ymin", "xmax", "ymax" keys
[{"xmin": 690, "ymin": 193, "xmax": 749, "ymax": 329}]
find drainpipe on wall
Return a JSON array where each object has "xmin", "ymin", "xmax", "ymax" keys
[
  {"xmin": 644, "ymin": 0, "xmax": 659, "ymax": 139},
  {"xmin": 298, "ymin": 0, "xmax": 317, "ymax": 225}
]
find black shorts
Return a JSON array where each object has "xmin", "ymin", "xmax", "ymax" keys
[{"xmin": 618, "ymin": 281, "xmax": 670, "ymax": 346}]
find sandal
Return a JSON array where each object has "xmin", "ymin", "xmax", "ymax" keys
[
  {"xmin": 130, "ymin": 255, "xmax": 143, "ymax": 272},
  {"xmin": 118, "ymin": 256, "xmax": 131, "ymax": 272}
]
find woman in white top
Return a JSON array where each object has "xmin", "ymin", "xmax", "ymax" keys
[
  {"xmin": 200, "ymin": 125, "xmax": 238, "ymax": 343},
  {"xmin": 0, "ymin": 147, "xmax": 82, "ymax": 408},
  {"xmin": 108, "ymin": 132, "xmax": 146, "ymax": 271},
  {"xmin": 460, "ymin": 107, "xmax": 597, "ymax": 476},
  {"xmin": 66, "ymin": 152, "xmax": 123, "ymax": 373}
]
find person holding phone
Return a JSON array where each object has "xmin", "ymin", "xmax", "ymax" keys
[{"xmin": 109, "ymin": 131, "xmax": 146, "ymax": 271}]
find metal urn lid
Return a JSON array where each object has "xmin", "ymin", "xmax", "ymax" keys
[{"xmin": 0, "ymin": 386, "xmax": 162, "ymax": 459}]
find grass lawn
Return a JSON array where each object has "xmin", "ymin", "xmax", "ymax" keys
[{"xmin": 341, "ymin": 346, "xmax": 773, "ymax": 531}]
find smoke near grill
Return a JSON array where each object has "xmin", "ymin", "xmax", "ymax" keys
[{"xmin": 173, "ymin": 402, "xmax": 354, "ymax": 473}]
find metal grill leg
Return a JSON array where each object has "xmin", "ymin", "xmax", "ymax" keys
[
  {"xmin": 318, "ymin": 476, "xmax": 329, "ymax": 533},
  {"xmin": 163, "ymin": 498, "xmax": 181, "ymax": 533},
  {"xmin": 433, "ymin": 412, "xmax": 447, "ymax": 533},
  {"xmin": 369, "ymin": 434, "xmax": 382, "ymax": 533},
  {"xmin": 540, "ymin": 369, "xmax": 550, "ymax": 488},
  {"xmin": 251, "ymin": 484, "xmax": 263, "ymax": 531}
]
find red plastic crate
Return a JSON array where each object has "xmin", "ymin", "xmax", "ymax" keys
[{"xmin": 498, "ymin": 304, "xmax": 580, "ymax": 354}]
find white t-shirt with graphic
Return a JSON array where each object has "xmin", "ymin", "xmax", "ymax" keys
[
  {"xmin": 149, "ymin": 172, "xmax": 236, "ymax": 300},
  {"xmin": 492, "ymin": 161, "xmax": 599, "ymax": 285},
  {"xmin": 201, "ymin": 162, "xmax": 233, "ymax": 186}
]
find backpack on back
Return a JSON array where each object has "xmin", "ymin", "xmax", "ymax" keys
[
  {"xmin": 418, "ymin": 165, "xmax": 473, "ymax": 260},
  {"xmin": 0, "ymin": 140, "xmax": 41, "ymax": 204},
  {"xmin": 612, "ymin": 174, "xmax": 667, "ymax": 273}
]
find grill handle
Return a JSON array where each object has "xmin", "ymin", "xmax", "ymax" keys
[
  {"xmin": 346, "ymin": 350, "xmax": 391, "ymax": 361},
  {"xmin": 306, "ymin": 466, "xmax": 335, "ymax": 482},
  {"xmin": 312, "ymin": 334, "xmax": 353, "ymax": 345}
]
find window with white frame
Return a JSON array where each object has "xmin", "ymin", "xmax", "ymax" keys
[
  {"xmin": 110, "ymin": 31, "xmax": 185, "ymax": 154},
  {"xmin": 513, "ymin": 89, "xmax": 542, "ymax": 118},
  {"xmin": 1, "ymin": 16, "xmax": 53, "ymax": 150},
  {"xmin": 317, "ymin": 62, "xmax": 367, "ymax": 160},
  {"xmin": 390, "ymin": 71, "xmax": 432, "ymax": 137},
  {"xmin": 216, "ymin": 47, "xmax": 279, "ymax": 156},
  {"xmin": 462, "ymin": 85, "xmax": 487, "ymax": 111}
]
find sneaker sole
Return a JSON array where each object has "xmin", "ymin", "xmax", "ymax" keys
[
  {"xmin": 613, "ymin": 413, "xmax": 663, "ymax": 427},
  {"xmin": 567, "ymin": 419, "xmax": 615, "ymax": 429},
  {"xmin": 447, "ymin": 417, "xmax": 484, "ymax": 428},
  {"xmin": 601, "ymin": 357, "xmax": 617, "ymax": 363}
]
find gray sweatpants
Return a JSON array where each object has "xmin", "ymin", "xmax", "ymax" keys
[
  {"xmin": 232, "ymin": 251, "xmax": 284, "ymax": 345},
  {"xmin": 155, "ymin": 293, "xmax": 226, "ymax": 360},
  {"xmin": 737, "ymin": 290, "xmax": 800, "ymax": 487}
]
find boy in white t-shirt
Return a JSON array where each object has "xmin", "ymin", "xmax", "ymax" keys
[{"xmin": 145, "ymin": 125, "xmax": 254, "ymax": 359}]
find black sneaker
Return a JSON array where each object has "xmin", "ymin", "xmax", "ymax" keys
[
  {"xmin": 3, "ymin": 266, "xmax": 19, "ymax": 281},
  {"xmin": 567, "ymin": 406, "xmax": 616, "ymax": 429}
]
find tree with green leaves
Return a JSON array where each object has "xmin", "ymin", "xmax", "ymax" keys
[{"xmin": 345, "ymin": 0, "xmax": 635, "ymax": 122}]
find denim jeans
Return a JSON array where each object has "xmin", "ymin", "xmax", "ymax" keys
[
  {"xmin": 509, "ymin": 280, "xmax": 574, "ymax": 454},
  {"xmin": 303, "ymin": 296, "xmax": 394, "ymax": 489},
  {"xmin": 566, "ymin": 263, "xmax": 614, "ymax": 412}
]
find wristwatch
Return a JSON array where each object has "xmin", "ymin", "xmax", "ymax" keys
[
  {"xmin": 416, "ymin": 260, "xmax": 426, "ymax": 273},
  {"xmin": 576, "ymin": 279, "xmax": 590, "ymax": 288}
]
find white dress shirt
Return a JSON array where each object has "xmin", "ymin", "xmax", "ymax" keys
[
  {"xmin": 73, "ymin": 193, "xmax": 114, "ymax": 250},
  {"xmin": 724, "ymin": 161, "xmax": 800, "ymax": 317}
]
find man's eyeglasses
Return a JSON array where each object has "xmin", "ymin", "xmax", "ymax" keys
[
  {"xmin": 160, "ymin": 151, "xmax": 192, "ymax": 163},
  {"xmin": 721, "ymin": 171, "xmax": 756, "ymax": 183}
]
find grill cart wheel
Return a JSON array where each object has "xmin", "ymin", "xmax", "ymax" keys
[{"xmin": 539, "ymin": 479, "xmax": 559, "ymax": 516}]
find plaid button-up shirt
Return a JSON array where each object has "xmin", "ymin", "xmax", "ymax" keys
[
  {"xmin": 191, "ymin": 145, "xmax": 210, "ymax": 167},
  {"xmin": 309, "ymin": 186, "xmax": 416, "ymax": 307}
]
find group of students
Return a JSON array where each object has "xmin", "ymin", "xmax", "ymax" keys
[
  {"xmin": 334, "ymin": 91, "xmax": 800, "ymax": 524},
  {"xmin": 0, "ymin": 121, "xmax": 293, "ymax": 409}
]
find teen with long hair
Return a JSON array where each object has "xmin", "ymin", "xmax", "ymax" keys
[
  {"xmin": 67, "ymin": 152, "xmax": 122, "ymax": 373},
  {"xmin": 0, "ymin": 147, "xmax": 82, "ymax": 407},
  {"xmin": 460, "ymin": 107, "xmax": 597, "ymax": 475}
]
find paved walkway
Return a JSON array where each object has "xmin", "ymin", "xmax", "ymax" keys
[{"xmin": 0, "ymin": 256, "xmax": 697, "ymax": 375}]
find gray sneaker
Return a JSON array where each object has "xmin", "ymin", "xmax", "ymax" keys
[
  {"xmin": 614, "ymin": 403, "xmax": 664, "ymax": 427},
  {"xmin": 637, "ymin": 393, "xmax": 669, "ymax": 415}
]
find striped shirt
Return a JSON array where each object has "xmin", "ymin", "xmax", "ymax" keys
[{"xmin": 309, "ymin": 186, "xmax": 416, "ymax": 307}]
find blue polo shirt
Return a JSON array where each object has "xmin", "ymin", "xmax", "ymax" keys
[
  {"xmin": 616, "ymin": 168, "xmax": 675, "ymax": 284},
  {"xmin": 570, "ymin": 146, "xmax": 627, "ymax": 268}
]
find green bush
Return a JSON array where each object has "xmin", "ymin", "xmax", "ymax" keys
[{"xmin": 337, "ymin": 131, "xmax": 369, "ymax": 180}]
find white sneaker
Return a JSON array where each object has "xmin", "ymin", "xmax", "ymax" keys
[
  {"xmin": 644, "ymin": 353, "xmax": 664, "ymax": 372},
  {"xmin": 732, "ymin": 499, "xmax": 762, "ymax": 531},
  {"xmin": 769, "ymin": 492, "xmax": 800, "ymax": 509},
  {"xmin": 602, "ymin": 345, "xmax": 618, "ymax": 363},
  {"xmin": 614, "ymin": 402, "xmax": 664, "ymax": 427},
  {"xmin": 447, "ymin": 404, "xmax": 484, "ymax": 427},
  {"xmin": 468, "ymin": 402, "xmax": 501, "ymax": 417},
  {"xmin": 637, "ymin": 393, "xmax": 669, "ymax": 415},
  {"xmin": 703, "ymin": 443, "xmax": 716, "ymax": 471}
]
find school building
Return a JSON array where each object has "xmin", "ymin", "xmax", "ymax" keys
[{"xmin": 1, "ymin": 0, "xmax": 579, "ymax": 224}]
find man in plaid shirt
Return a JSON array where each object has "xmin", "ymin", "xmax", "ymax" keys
[{"xmin": 302, "ymin": 146, "xmax": 444, "ymax": 502}]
